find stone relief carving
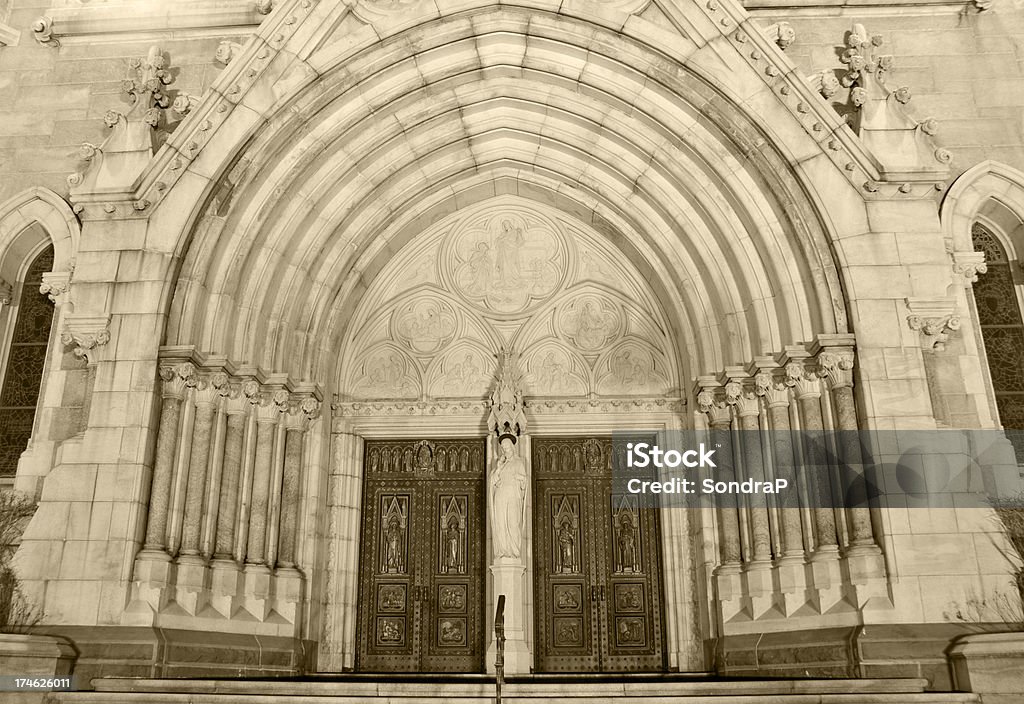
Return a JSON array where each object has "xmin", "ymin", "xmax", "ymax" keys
[
  {"xmin": 393, "ymin": 297, "xmax": 457, "ymax": 355},
  {"xmin": 340, "ymin": 198, "xmax": 679, "ymax": 402},
  {"xmin": 558, "ymin": 295, "xmax": 623, "ymax": 352},
  {"xmin": 761, "ymin": 21, "xmax": 795, "ymax": 50},
  {"xmin": 449, "ymin": 213, "xmax": 563, "ymax": 315}
]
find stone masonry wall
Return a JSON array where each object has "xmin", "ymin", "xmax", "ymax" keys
[{"xmin": 0, "ymin": 4, "xmax": 1021, "ymax": 207}]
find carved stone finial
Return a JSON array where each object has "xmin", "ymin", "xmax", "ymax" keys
[
  {"xmin": 762, "ymin": 21, "xmax": 795, "ymax": 50},
  {"xmin": 807, "ymin": 23, "xmax": 947, "ymax": 174},
  {"xmin": 68, "ymin": 46, "xmax": 196, "ymax": 197},
  {"xmin": 488, "ymin": 348, "xmax": 527, "ymax": 440}
]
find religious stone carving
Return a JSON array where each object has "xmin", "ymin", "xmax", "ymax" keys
[
  {"xmin": 449, "ymin": 213, "xmax": 563, "ymax": 315},
  {"xmin": 393, "ymin": 297, "xmax": 457, "ymax": 354},
  {"xmin": 597, "ymin": 344, "xmax": 669, "ymax": 395},
  {"xmin": 559, "ymin": 295, "xmax": 622, "ymax": 352},
  {"xmin": 432, "ymin": 349, "xmax": 491, "ymax": 398},
  {"xmin": 351, "ymin": 347, "xmax": 419, "ymax": 398},
  {"xmin": 488, "ymin": 349, "xmax": 528, "ymax": 560},
  {"xmin": 524, "ymin": 347, "xmax": 587, "ymax": 397}
]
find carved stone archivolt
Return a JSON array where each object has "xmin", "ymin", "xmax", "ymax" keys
[{"xmin": 339, "ymin": 197, "xmax": 679, "ymax": 403}]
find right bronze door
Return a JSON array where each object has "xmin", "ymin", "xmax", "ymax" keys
[{"xmin": 532, "ymin": 437, "xmax": 666, "ymax": 672}]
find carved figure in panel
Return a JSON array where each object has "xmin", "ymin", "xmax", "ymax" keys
[
  {"xmin": 393, "ymin": 297, "xmax": 457, "ymax": 355},
  {"xmin": 449, "ymin": 213, "xmax": 563, "ymax": 315},
  {"xmin": 439, "ymin": 618, "xmax": 467, "ymax": 646},
  {"xmin": 597, "ymin": 344, "xmax": 669, "ymax": 395},
  {"xmin": 438, "ymin": 495, "xmax": 467, "ymax": 574},
  {"xmin": 524, "ymin": 346, "xmax": 587, "ymax": 397},
  {"xmin": 380, "ymin": 496, "xmax": 409, "ymax": 574},
  {"xmin": 553, "ymin": 495, "xmax": 581, "ymax": 574},
  {"xmin": 613, "ymin": 496, "xmax": 641, "ymax": 574},
  {"xmin": 559, "ymin": 295, "xmax": 623, "ymax": 352},
  {"xmin": 489, "ymin": 437, "xmax": 528, "ymax": 560},
  {"xmin": 554, "ymin": 618, "xmax": 582, "ymax": 646},
  {"xmin": 615, "ymin": 584, "xmax": 643, "ymax": 611},
  {"xmin": 433, "ymin": 350, "xmax": 491, "ymax": 398},
  {"xmin": 352, "ymin": 348, "xmax": 419, "ymax": 399},
  {"xmin": 616, "ymin": 618, "xmax": 645, "ymax": 645},
  {"xmin": 555, "ymin": 586, "xmax": 581, "ymax": 611},
  {"xmin": 378, "ymin": 585, "xmax": 406, "ymax": 611},
  {"xmin": 439, "ymin": 585, "xmax": 466, "ymax": 611},
  {"xmin": 377, "ymin": 617, "xmax": 404, "ymax": 645}
]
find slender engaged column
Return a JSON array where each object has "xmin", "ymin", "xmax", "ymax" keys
[
  {"xmin": 727, "ymin": 381, "xmax": 772, "ymax": 563},
  {"xmin": 140, "ymin": 363, "xmax": 195, "ymax": 555},
  {"xmin": 213, "ymin": 389, "xmax": 248, "ymax": 561},
  {"xmin": 819, "ymin": 351, "xmax": 878, "ymax": 552},
  {"xmin": 179, "ymin": 379, "xmax": 219, "ymax": 559},
  {"xmin": 278, "ymin": 397, "xmax": 320, "ymax": 570},
  {"xmin": 787, "ymin": 361, "xmax": 838, "ymax": 553},
  {"xmin": 698, "ymin": 389, "xmax": 741, "ymax": 568},
  {"xmin": 756, "ymin": 372, "xmax": 804, "ymax": 559},
  {"xmin": 246, "ymin": 392, "xmax": 284, "ymax": 566}
]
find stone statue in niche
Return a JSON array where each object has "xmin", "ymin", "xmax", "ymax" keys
[{"xmin": 489, "ymin": 436, "xmax": 528, "ymax": 560}]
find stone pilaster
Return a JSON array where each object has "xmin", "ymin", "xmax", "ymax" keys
[{"xmin": 277, "ymin": 396, "xmax": 319, "ymax": 571}]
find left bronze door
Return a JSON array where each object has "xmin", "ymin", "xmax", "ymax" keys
[{"xmin": 357, "ymin": 439, "xmax": 486, "ymax": 673}]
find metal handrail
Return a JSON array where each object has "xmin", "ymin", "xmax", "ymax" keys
[{"xmin": 494, "ymin": 594, "xmax": 506, "ymax": 704}]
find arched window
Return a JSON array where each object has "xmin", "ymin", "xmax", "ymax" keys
[
  {"xmin": 972, "ymin": 223, "xmax": 1024, "ymax": 459},
  {"xmin": 0, "ymin": 245, "xmax": 55, "ymax": 477}
]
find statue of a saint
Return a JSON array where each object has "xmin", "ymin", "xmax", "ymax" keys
[{"xmin": 490, "ymin": 435, "xmax": 528, "ymax": 559}]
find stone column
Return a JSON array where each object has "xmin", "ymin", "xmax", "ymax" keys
[
  {"xmin": 697, "ymin": 388, "xmax": 741, "ymax": 568},
  {"xmin": 786, "ymin": 361, "xmax": 838, "ymax": 554},
  {"xmin": 755, "ymin": 371, "xmax": 803, "ymax": 559},
  {"xmin": 278, "ymin": 397, "xmax": 319, "ymax": 570},
  {"xmin": 138, "ymin": 363, "xmax": 195, "ymax": 558},
  {"xmin": 246, "ymin": 391, "xmax": 284, "ymax": 569},
  {"xmin": 179, "ymin": 376, "xmax": 222, "ymax": 562},
  {"xmin": 210, "ymin": 386, "xmax": 248, "ymax": 619},
  {"xmin": 726, "ymin": 380, "xmax": 772, "ymax": 564},
  {"xmin": 818, "ymin": 350, "xmax": 878, "ymax": 554},
  {"xmin": 213, "ymin": 388, "xmax": 247, "ymax": 562}
]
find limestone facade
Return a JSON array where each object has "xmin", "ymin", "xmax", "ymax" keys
[{"xmin": 0, "ymin": 0, "xmax": 1022, "ymax": 689}]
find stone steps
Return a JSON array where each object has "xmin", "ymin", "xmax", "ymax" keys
[{"xmin": 44, "ymin": 677, "xmax": 981, "ymax": 703}]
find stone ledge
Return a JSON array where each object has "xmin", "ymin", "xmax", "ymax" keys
[
  {"xmin": 0, "ymin": 633, "xmax": 77, "ymax": 676},
  {"xmin": 950, "ymin": 631, "xmax": 1024, "ymax": 701}
]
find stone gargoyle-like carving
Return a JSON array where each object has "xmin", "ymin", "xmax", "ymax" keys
[
  {"xmin": 67, "ymin": 46, "xmax": 198, "ymax": 197},
  {"xmin": 811, "ymin": 24, "xmax": 948, "ymax": 177},
  {"xmin": 762, "ymin": 22, "xmax": 796, "ymax": 50}
]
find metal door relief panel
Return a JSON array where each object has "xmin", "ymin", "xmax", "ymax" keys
[
  {"xmin": 357, "ymin": 439, "xmax": 485, "ymax": 673},
  {"xmin": 533, "ymin": 436, "xmax": 666, "ymax": 673}
]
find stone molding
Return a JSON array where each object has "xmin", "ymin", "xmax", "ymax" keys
[
  {"xmin": 0, "ymin": 21, "xmax": 20, "ymax": 47},
  {"xmin": 31, "ymin": 0, "xmax": 263, "ymax": 46},
  {"xmin": 0, "ymin": 278, "xmax": 11, "ymax": 308}
]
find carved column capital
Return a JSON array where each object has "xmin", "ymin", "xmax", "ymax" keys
[
  {"xmin": 285, "ymin": 395, "xmax": 321, "ymax": 431},
  {"xmin": 784, "ymin": 360, "xmax": 821, "ymax": 399},
  {"xmin": 159, "ymin": 362, "xmax": 197, "ymax": 399},
  {"xmin": 0, "ymin": 279, "xmax": 12, "ymax": 308},
  {"xmin": 952, "ymin": 251, "xmax": 988, "ymax": 286},
  {"xmin": 817, "ymin": 349, "xmax": 855, "ymax": 389},
  {"xmin": 40, "ymin": 270, "xmax": 72, "ymax": 305},
  {"xmin": 724, "ymin": 380, "xmax": 759, "ymax": 417},
  {"xmin": 754, "ymin": 370, "xmax": 790, "ymax": 407},
  {"xmin": 60, "ymin": 313, "xmax": 111, "ymax": 364},
  {"xmin": 697, "ymin": 387, "xmax": 731, "ymax": 427}
]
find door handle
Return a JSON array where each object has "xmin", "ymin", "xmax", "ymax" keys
[
  {"xmin": 600, "ymin": 585, "xmax": 606, "ymax": 602},
  {"xmin": 590, "ymin": 585, "xmax": 598, "ymax": 602}
]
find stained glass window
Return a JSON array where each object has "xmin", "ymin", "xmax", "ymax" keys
[
  {"xmin": 972, "ymin": 224, "xmax": 1024, "ymax": 462},
  {"xmin": 0, "ymin": 246, "xmax": 54, "ymax": 476}
]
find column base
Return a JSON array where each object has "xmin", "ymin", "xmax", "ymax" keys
[{"xmin": 487, "ymin": 560, "xmax": 531, "ymax": 675}]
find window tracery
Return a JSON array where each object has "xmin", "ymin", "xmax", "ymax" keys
[
  {"xmin": 972, "ymin": 223, "xmax": 1024, "ymax": 460},
  {"xmin": 0, "ymin": 246, "xmax": 55, "ymax": 476}
]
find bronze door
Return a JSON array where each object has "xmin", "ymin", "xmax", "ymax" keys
[
  {"xmin": 533, "ymin": 437, "xmax": 666, "ymax": 672},
  {"xmin": 357, "ymin": 439, "xmax": 485, "ymax": 673}
]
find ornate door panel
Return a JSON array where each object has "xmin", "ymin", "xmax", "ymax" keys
[
  {"xmin": 532, "ymin": 437, "xmax": 665, "ymax": 673},
  {"xmin": 357, "ymin": 439, "xmax": 485, "ymax": 673}
]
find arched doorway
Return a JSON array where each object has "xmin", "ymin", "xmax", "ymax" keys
[{"xmin": 329, "ymin": 196, "xmax": 683, "ymax": 672}]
